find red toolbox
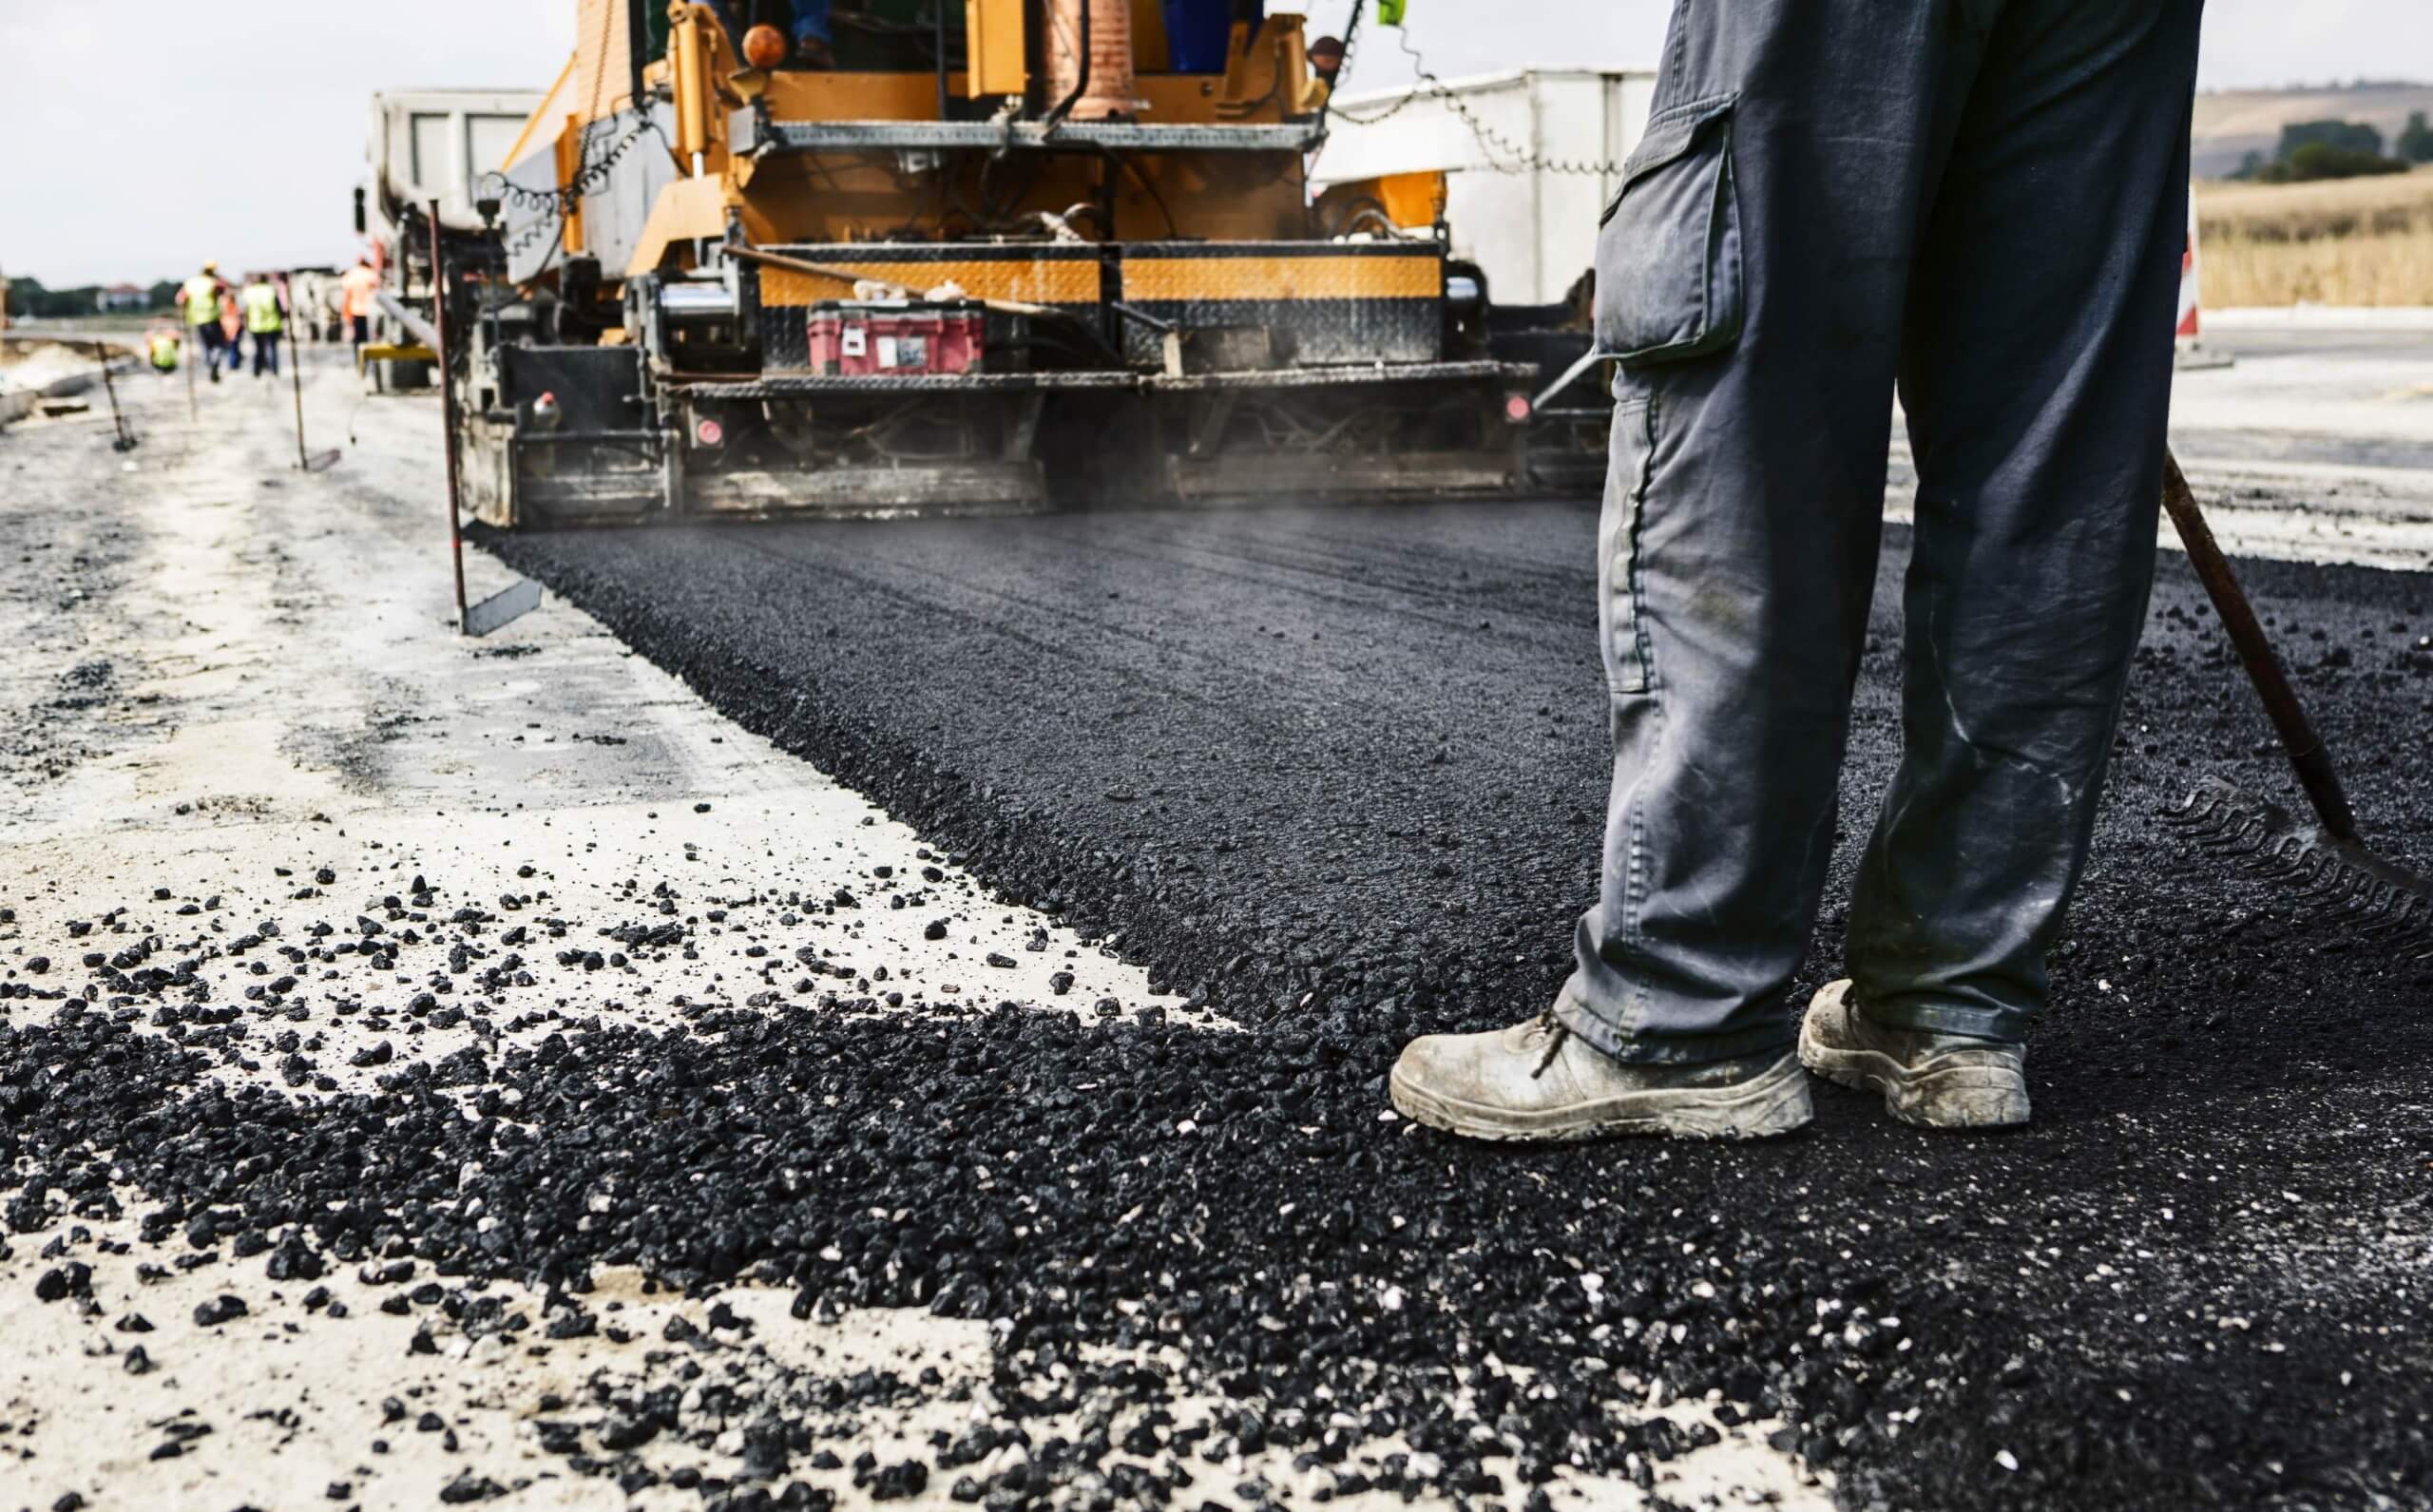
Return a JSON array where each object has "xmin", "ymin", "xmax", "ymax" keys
[{"xmin": 806, "ymin": 300, "xmax": 985, "ymax": 376}]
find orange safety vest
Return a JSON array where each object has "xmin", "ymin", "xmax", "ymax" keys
[{"xmin": 341, "ymin": 265, "xmax": 380, "ymax": 319}]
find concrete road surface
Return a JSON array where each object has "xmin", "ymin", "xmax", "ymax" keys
[{"xmin": 1887, "ymin": 310, "xmax": 2433, "ymax": 571}]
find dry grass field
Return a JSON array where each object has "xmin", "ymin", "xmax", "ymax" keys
[{"xmin": 2196, "ymin": 165, "xmax": 2433, "ymax": 306}]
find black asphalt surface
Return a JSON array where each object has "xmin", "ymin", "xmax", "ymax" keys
[
  {"xmin": 7, "ymin": 463, "xmax": 2430, "ymax": 1508},
  {"xmin": 482, "ymin": 502, "xmax": 2433, "ymax": 1508}
]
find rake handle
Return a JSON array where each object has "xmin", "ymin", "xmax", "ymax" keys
[{"xmin": 2160, "ymin": 450, "xmax": 2359, "ymax": 843}]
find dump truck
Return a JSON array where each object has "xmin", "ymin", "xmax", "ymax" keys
[
  {"xmin": 448, "ymin": 0, "xmax": 1558, "ymax": 526},
  {"xmin": 360, "ymin": 90, "xmax": 549, "ymax": 387}
]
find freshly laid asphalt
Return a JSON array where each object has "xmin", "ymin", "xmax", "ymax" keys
[
  {"xmin": 481, "ymin": 500, "xmax": 2433, "ymax": 1509},
  {"xmin": 6, "ymin": 352, "xmax": 2429, "ymax": 1510}
]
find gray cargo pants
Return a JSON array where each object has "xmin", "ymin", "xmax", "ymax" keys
[{"xmin": 1560, "ymin": 0, "xmax": 2204, "ymax": 1062}]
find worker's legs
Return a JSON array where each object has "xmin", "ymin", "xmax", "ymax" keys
[
  {"xmin": 792, "ymin": 0, "xmax": 832, "ymax": 50},
  {"xmin": 198, "ymin": 325, "xmax": 224, "ymax": 383},
  {"xmin": 1845, "ymin": 0, "xmax": 2202, "ymax": 1042},
  {"xmin": 254, "ymin": 334, "xmax": 279, "ymax": 378},
  {"xmin": 1559, "ymin": 0, "xmax": 1993, "ymax": 1063}
]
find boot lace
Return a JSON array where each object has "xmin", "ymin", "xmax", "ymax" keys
[{"xmin": 1527, "ymin": 1006, "xmax": 1570, "ymax": 1080}]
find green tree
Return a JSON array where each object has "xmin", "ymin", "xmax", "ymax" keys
[
  {"xmin": 2278, "ymin": 118, "xmax": 2385, "ymax": 160},
  {"xmin": 3, "ymin": 277, "xmax": 82, "ymax": 319},
  {"xmin": 147, "ymin": 280, "xmax": 181, "ymax": 311},
  {"xmin": 2398, "ymin": 110, "xmax": 2433, "ymax": 164},
  {"xmin": 2285, "ymin": 140, "xmax": 2409, "ymax": 182}
]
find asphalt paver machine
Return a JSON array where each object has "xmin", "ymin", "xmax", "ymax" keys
[{"xmin": 458, "ymin": 0, "xmax": 1561, "ymax": 525}]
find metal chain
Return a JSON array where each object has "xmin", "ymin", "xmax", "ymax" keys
[
  {"xmin": 490, "ymin": 116, "xmax": 660, "ymax": 253},
  {"xmin": 484, "ymin": 3, "xmax": 666, "ymax": 250},
  {"xmin": 1330, "ymin": 22, "xmax": 1621, "ymax": 177}
]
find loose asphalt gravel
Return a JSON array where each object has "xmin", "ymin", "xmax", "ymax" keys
[
  {"xmin": 480, "ymin": 499, "xmax": 2433, "ymax": 1510},
  {"xmin": 4, "ymin": 360, "xmax": 2430, "ymax": 1511}
]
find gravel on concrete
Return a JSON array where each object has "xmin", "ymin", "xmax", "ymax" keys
[{"xmin": 4, "ymin": 361, "xmax": 1807, "ymax": 1511}]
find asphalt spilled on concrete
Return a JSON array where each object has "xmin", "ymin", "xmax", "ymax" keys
[
  {"xmin": 5, "ymin": 365, "xmax": 2428, "ymax": 1512},
  {"xmin": 478, "ymin": 503, "xmax": 2433, "ymax": 1509},
  {"xmin": 6, "ymin": 380, "xmax": 1808, "ymax": 1511}
]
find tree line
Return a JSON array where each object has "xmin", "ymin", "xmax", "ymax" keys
[
  {"xmin": 2232, "ymin": 112, "xmax": 2433, "ymax": 183},
  {"xmin": 2, "ymin": 278, "xmax": 184, "ymax": 320}
]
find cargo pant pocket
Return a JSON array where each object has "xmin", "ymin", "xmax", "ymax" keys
[
  {"xmin": 1594, "ymin": 93, "xmax": 1744, "ymax": 367},
  {"xmin": 1599, "ymin": 392, "xmax": 1657, "ymax": 697}
]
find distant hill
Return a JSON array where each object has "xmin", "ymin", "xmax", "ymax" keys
[{"xmin": 2193, "ymin": 83, "xmax": 2433, "ymax": 180}]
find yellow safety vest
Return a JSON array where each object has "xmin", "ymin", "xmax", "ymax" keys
[
  {"xmin": 182, "ymin": 275, "xmax": 220, "ymax": 326},
  {"xmin": 148, "ymin": 331, "xmax": 181, "ymax": 370},
  {"xmin": 241, "ymin": 282, "xmax": 283, "ymax": 334}
]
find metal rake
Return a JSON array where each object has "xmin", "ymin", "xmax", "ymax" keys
[{"xmin": 2155, "ymin": 450, "xmax": 2433, "ymax": 958}]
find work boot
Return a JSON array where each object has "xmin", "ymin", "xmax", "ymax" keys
[
  {"xmin": 1798, "ymin": 980, "xmax": 2030, "ymax": 1129},
  {"xmin": 1389, "ymin": 1012, "xmax": 1811, "ymax": 1141}
]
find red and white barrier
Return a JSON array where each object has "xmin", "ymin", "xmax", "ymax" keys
[{"xmin": 2175, "ymin": 191, "xmax": 2232, "ymax": 370}]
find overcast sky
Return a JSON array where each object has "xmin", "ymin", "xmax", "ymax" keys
[{"xmin": 2, "ymin": 0, "xmax": 2424, "ymax": 286}]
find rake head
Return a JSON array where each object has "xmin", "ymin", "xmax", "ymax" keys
[{"xmin": 2165, "ymin": 776, "xmax": 2433, "ymax": 959}]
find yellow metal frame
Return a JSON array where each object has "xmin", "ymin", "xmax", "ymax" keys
[
  {"xmin": 963, "ymin": 0, "xmax": 1025, "ymax": 97},
  {"xmin": 357, "ymin": 342, "xmax": 436, "ymax": 372},
  {"xmin": 519, "ymin": 0, "xmax": 1335, "ymax": 282},
  {"xmin": 760, "ymin": 258, "xmax": 1102, "ymax": 307},
  {"xmin": 1121, "ymin": 252, "xmax": 1441, "ymax": 302},
  {"xmin": 1314, "ymin": 171, "xmax": 1451, "ymax": 233}
]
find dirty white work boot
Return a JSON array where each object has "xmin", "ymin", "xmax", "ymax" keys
[
  {"xmin": 1389, "ymin": 1014, "xmax": 1812, "ymax": 1141},
  {"xmin": 1798, "ymin": 980, "xmax": 2030, "ymax": 1129}
]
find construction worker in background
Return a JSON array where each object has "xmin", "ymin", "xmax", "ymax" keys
[
  {"xmin": 179, "ymin": 261, "xmax": 228, "ymax": 384},
  {"xmin": 340, "ymin": 257, "xmax": 380, "ymax": 355},
  {"xmin": 217, "ymin": 286, "xmax": 245, "ymax": 377},
  {"xmin": 240, "ymin": 274, "xmax": 286, "ymax": 377},
  {"xmin": 144, "ymin": 321, "xmax": 182, "ymax": 375},
  {"xmin": 1390, "ymin": 0, "xmax": 2204, "ymax": 1140}
]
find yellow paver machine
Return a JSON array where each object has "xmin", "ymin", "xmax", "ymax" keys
[{"xmin": 458, "ymin": 0, "xmax": 1585, "ymax": 525}]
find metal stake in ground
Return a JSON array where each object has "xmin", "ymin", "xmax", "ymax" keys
[
  {"xmin": 288, "ymin": 275, "xmax": 310, "ymax": 469},
  {"xmin": 431, "ymin": 197, "xmax": 470, "ymax": 633},
  {"xmin": 92, "ymin": 340, "xmax": 136, "ymax": 452},
  {"xmin": 431, "ymin": 199, "xmax": 542, "ymax": 639},
  {"xmin": 183, "ymin": 327, "xmax": 197, "ymax": 422},
  {"xmin": 282, "ymin": 288, "xmax": 338, "ymax": 472}
]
